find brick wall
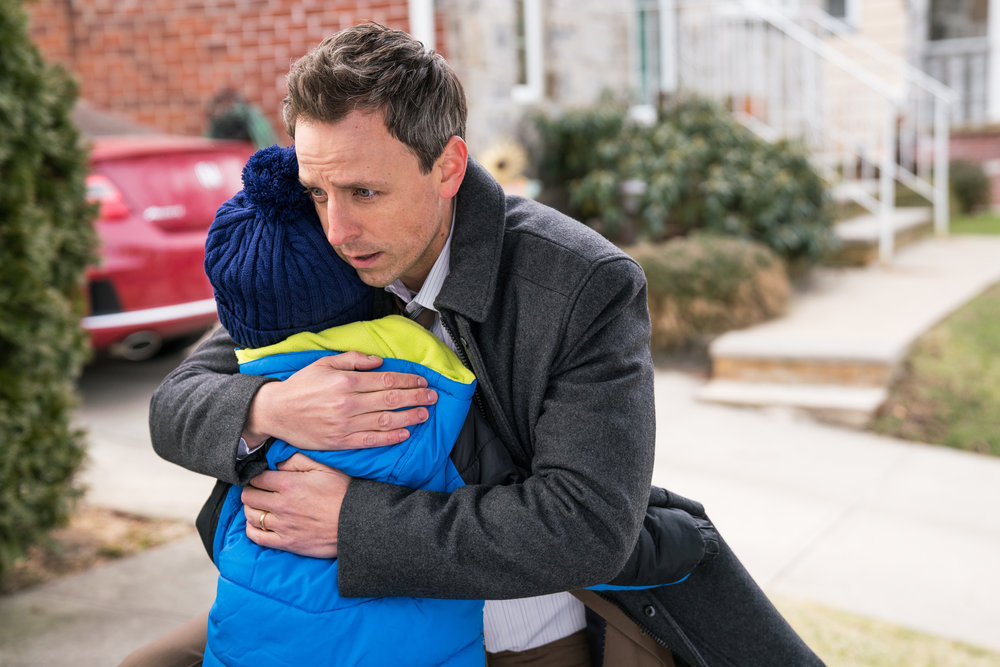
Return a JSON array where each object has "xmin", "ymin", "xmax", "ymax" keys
[{"xmin": 25, "ymin": 1, "xmax": 441, "ymax": 141}]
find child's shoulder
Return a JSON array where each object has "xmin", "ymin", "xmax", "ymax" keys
[{"xmin": 235, "ymin": 315, "xmax": 474, "ymax": 384}]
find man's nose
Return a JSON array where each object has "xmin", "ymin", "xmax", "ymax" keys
[{"xmin": 324, "ymin": 200, "xmax": 357, "ymax": 246}]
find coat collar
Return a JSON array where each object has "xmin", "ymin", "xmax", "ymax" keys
[{"xmin": 434, "ymin": 158, "xmax": 506, "ymax": 323}]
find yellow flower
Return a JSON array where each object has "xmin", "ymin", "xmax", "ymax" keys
[{"xmin": 478, "ymin": 140, "xmax": 529, "ymax": 184}]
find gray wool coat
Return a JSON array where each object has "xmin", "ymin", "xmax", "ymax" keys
[{"xmin": 150, "ymin": 159, "xmax": 822, "ymax": 666}]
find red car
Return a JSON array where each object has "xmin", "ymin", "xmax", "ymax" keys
[{"xmin": 83, "ymin": 135, "xmax": 253, "ymax": 359}]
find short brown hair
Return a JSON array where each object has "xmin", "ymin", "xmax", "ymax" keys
[{"xmin": 283, "ymin": 23, "xmax": 467, "ymax": 173}]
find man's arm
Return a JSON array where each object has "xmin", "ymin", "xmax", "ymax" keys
[
  {"xmin": 336, "ymin": 257, "xmax": 655, "ymax": 599},
  {"xmin": 150, "ymin": 327, "xmax": 271, "ymax": 485},
  {"xmin": 149, "ymin": 327, "xmax": 439, "ymax": 486}
]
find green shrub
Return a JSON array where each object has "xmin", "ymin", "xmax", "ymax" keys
[
  {"xmin": 0, "ymin": 0, "xmax": 97, "ymax": 577},
  {"xmin": 950, "ymin": 159, "xmax": 992, "ymax": 214},
  {"xmin": 627, "ymin": 235, "xmax": 790, "ymax": 349},
  {"xmin": 534, "ymin": 97, "xmax": 836, "ymax": 266},
  {"xmin": 532, "ymin": 99, "xmax": 628, "ymax": 187},
  {"xmin": 531, "ymin": 100, "xmax": 628, "ymax": 214}
]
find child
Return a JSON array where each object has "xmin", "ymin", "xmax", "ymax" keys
[{"xmin": 202, "ymin": 145, "xmax": 484, "ymax": 666}]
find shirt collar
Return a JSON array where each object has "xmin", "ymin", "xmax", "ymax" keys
[{"xmin": 384, "ymin": 208, "xmax": 455, "ymax": 314}]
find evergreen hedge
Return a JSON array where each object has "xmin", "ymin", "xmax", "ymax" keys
[{"xmin": 0, "ymin": 0, "xmax": 97, "ymax": 577}]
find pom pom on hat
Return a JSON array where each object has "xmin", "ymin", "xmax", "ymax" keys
[
  {"xmin": 205, "ymin": 144, "xmax": 371, "ymax": 349},
  {"xmin": 240, "ymin": 143, "xmax": 309, "ymax": 212}
]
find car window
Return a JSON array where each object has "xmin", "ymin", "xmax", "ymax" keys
[{"xmin": 94, "ymin": 150, "xmax": 247, "ymax": 230}]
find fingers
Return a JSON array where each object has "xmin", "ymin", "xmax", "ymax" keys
[
  {"xmin": 276, "ymin": 452, "xmax": 334, "ymax": 472},
  {"xmin": 323, "ymin": 352, "xmax": 430, "ymax": 390},
  {"xmin": 321, "ymin": 366, "xmax": 438, "ymax": 413},
  {"xmin": 347, "ymin": 401, "xmax": 431, "ymax": 433},
  {"xmin": 246, "ymin": 520, "xmax": 283, "ymax": 549},
  {"xmin": 241, "ymin": 458, "xmax": 347, "ymax": 559},
  {"xmin": 301, "ymin": 357, "xmax": 439, "ymax": 449},
  {"xmin": 258, "ymin": 509, "xmax": 270, "ymax": 532},
  {"xmin": 245, "ymin": 470, "xmax": 283, "ymax": 494},
  {"xmin": 296, "ymin": 353, "xmax": 440, "ymax": 419},
  {"xmin": 317, "ymin": 353, "xmax": 437, "ymax": 412},
  {"xmin": 245, "ymin": 505, "xmax": 280, "ymax": 532},
  {"xmin": 244, "ymin": 507, "xmax": 287, "ymax": 552},
  {"xmin": 241, "ymin": 476, "xmax": 289, "ymax": 543},
  {"xmin": 243, "ymin": 455, "xmax": 347, "ymax": 504},
  {"xmin": 327, "ymin": 378, "xmax": 437, "ymax": 419},
  {"xmin": 322, "ymin": 350, "xmax": 389, "ymax": 372},
  {"xmin": 246, "ymin": 351, "xmax": 439, "ymax": 452}
]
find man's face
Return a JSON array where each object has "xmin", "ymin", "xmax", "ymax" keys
[{"xmin": 295, "ymin": 111, "xmax": 465, "ymax": 290}]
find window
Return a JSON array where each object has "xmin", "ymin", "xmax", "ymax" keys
[
  {"xmin": 636, "ymin": 0, "xmax": 662, "ymax": 107},
  {"xmin": 632, "ymin": 0, "xmax": 677, "ymax": 111},
  {"xmin": 512, "ymin": 0, "xmax": 543, "ymax": 103}
]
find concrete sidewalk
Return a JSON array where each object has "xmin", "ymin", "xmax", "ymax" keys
[
  {"xmin": 652, "ymin": 371, "xmax": 1000, "ymax": 654},
  {"xmin": 2, "ymin": 238, "xmax": 1000, "ymax": 665},
  {"xmin": 2, "ymin": 369, "xmax": 998, "ymax": 665}
]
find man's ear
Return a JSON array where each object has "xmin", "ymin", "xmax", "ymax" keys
[{"xmin": 436, "ymin": 136, "xmax": 468, "ymax": 199}]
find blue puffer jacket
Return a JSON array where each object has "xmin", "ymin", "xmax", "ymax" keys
[{"xmin": 204, "ymin": 317, "xmax": 484, "ymax": 667}]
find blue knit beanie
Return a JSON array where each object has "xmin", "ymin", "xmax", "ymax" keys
[{"xmin": 205, "ymin": 144, "xmax": 371, "ymax": 349}]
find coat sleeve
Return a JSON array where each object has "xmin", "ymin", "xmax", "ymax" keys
[
  {"xmin": 337, "ymin": 257, "xmax": 657, "ymax": 599},
  {"xmin": 597, "ymin": 486, "xmax": 721, "ymax": 589},
  {"xmin": 149, "ymin": 326, "xmax": 274, "ymax": 485}
]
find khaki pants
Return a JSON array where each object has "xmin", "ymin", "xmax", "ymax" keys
[{"xmin": 486, "ymin": 629, "xmax": 591, "ymax": 666}]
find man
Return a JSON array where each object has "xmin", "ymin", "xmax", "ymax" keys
[{"xmin": 140, "ymin": 22, "xmax": 821, "ymax": 666}]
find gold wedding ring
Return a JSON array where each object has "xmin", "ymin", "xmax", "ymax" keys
[{"xmin": 259, "ymin": 510, "xmax": 270, "ymax": 532}]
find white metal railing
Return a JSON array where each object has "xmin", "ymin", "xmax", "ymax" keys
[{"xmin": 667, "ymin": 0, "xmax": 954, "ymax": 263}]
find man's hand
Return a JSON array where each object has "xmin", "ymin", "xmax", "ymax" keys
[
  {"xmin": 243, "ymin": 351, "xmax": 438, "ymax": 451},
  {"xmin": 243, "ymin": 453, "xmax": 350, "ymax": 558}
]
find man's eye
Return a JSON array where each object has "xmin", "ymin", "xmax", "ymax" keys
[
  {"xmin": 356, "ymin": 188, "xmax": 377, "ymax": 199},
  {"xmin": 305, "ymin": 187, "xmax": 327, "ymax": 201}
]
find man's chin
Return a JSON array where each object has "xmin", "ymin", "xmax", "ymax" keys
[{"xmin": 355, "ymin": 268, "xmax": 393, "ymax": 289}]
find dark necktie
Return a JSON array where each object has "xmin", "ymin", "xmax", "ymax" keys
[{"xmin": 394, "ymin": 295, "xmax": 436, "ymax": 330}]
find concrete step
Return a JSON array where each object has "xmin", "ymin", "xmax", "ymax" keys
[
  {"xmin": 699, "ymin": 236, "xmax": 1000, "ymax": 428},
  {"xmin": 708, "ymin": 320, "xmax": 905, "ymax": 388},
  {"xmin": 706, "ymin": 336, "xmax": 898, "ymax": 427},
  {"xmin": 711, "ymin": 351, "xmax": 897, "ymax": 387},
  {"xmin": 695, "ymin": 380, "xmax": 887, "ymax": 428},
  {"xmin": 830, "ymin": 206, "xmax": 933, "ymax": 266}
]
